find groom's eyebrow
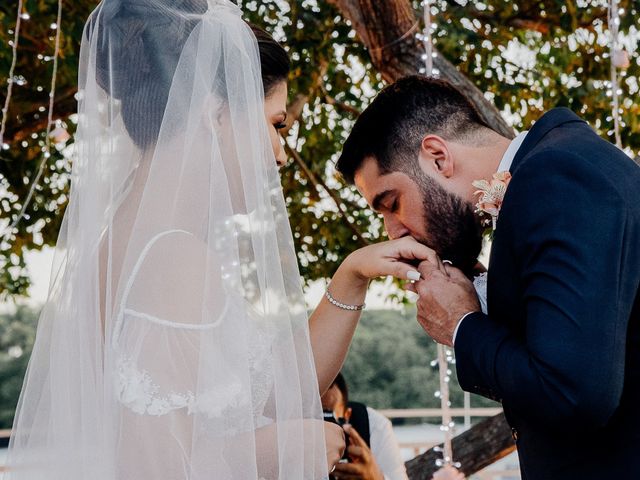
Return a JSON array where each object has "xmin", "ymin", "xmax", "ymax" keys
[{"xmin": 372, "ymin": 190, "xmax": 394, "ymax": 211}]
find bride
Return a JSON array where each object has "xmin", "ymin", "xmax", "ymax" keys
[{"xmin": 6, "ymin": 1, "xmax": 432, "ymax": 478}]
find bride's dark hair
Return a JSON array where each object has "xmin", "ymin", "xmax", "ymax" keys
[
  {"xmin": 251, "ymin": 24, "xmax": 290, "ymax": 96},
  {"xmin": 91, "ymin": 1, "xmax": 289, "ymax": 149}
]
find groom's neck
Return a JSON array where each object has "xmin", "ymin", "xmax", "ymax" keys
[
  {"xmin": 447, "ymin": 131, "xmax": 512, "ymax": 203},
  {"xmin": 477, "ymin": 131, "xmax": 512, "ymax": 173},
  {"xmin": 466, "ymin": 131, "xmax": 512, "ymax": 178}
]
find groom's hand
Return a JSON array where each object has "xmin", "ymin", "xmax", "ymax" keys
[{"xmin": 413, "ymin": 261, "xmax": 480, "ymax": 346}]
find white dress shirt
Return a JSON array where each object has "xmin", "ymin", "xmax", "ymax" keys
[
  {"xmin": 452, "ymin": 131, "xmax": 529, "ymax": 345},
  {"xmin": 367, "ymin": 407, "xmax": 408, "ymax": 480}
]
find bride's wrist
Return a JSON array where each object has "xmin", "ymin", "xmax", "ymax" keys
[{"xmin": 335, "ymin": 254, "xmax": 370, "ymax": 290}]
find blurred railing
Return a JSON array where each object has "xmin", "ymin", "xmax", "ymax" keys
[
  {"xmin": 1, "ymin": 409, "xmax": 520, "ymax": 479},
  {"xmin": 378, "ymin": 407, "xmax": 503, "ymax": 419}
]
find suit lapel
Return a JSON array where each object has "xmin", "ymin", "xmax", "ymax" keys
[{"xmin": 487, "ymin": 108, "xmax": 585, "ymax": 325}]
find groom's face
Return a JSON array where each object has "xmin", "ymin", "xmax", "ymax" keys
[{"xmin": 354, "ymin": 156, "xmax": 483, "ymax": 275}]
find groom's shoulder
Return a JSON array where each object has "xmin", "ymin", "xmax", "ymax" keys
[
  {"xmin": 518, "ymin": 108, "xmax": 613, "ymax": 163},
  {"xmin": 512, "ymin": 109, "xmax": 640, "ymax": 198}
]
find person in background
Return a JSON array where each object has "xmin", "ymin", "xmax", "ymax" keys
[{"xmin": 322, "ymin": 373, "xmax": 408, "ymax": 480}]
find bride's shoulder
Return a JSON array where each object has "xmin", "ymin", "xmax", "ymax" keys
[{"xmin": 121, "ymin": 229, "xmax": 226, "ymax": 326}]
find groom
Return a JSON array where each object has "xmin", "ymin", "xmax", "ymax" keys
[{"xmin": 336, "ymin": 76, "xmax": 640, "ymax": 479}]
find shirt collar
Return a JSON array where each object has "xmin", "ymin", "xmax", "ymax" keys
[{"xmin": 497, "ymin": 130, "xmax": 528, "ymax": 173}]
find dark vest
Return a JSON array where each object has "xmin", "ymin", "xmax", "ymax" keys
[{"xmin": 347, "ymin": 401, "xmax": 371, "ymax": 447}]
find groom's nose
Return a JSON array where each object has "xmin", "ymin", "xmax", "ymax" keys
[{"xmin": 384, "ymin": 215, "xmax": 409, "ymax": 240}]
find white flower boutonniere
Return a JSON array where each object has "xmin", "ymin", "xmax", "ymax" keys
[{"xmin": 472, "ymin": 171, "xmax": 512, "ymax": 234}]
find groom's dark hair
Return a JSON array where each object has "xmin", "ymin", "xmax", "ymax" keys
[{"xmin": 336, "ymin": 76, "xmax": 492, "ymax": 183}]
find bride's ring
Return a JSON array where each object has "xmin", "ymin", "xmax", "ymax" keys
[
  {"xmin": 442, "ymin": 259, "xmax": 453, "ymax": 276},
  {"xmin": 330, "ymin": 465, "xmax": 336, "ymax": 473}
]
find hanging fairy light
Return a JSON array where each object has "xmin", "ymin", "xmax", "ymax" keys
[
  {"xmin": 429, "ymin": 346, "xmax": 461, "ymax": 469},
  {"xmin": 2, "ymin": 0, "xmax": 64, "ymax": 243},
  {"xmin": 436, "ymin": 347, "xmax": 457, "ymax": 467},
  {"xmin": 417, "ymin": 0, "xmax": 440, "ymax": 77},
  {"xmin": 419, "ymin": 2, "xmax": 457, "ymax": 468},
  {"xmin": 419, "ymin": 0, "xmax": 434, "ymax": 76},
  {"xmin": 0, "ymin": 0, "xmax": 26, "ymax": 149},
  {"xmin": 607, "ymin": 0, "xmax": 628, "ymax": 149}
]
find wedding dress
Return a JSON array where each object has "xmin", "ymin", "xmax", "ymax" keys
[{"xmin": 6, "ymin": 1, "xmax": 327, "ymax": 478}]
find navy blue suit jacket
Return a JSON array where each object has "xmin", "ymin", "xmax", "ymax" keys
[{"xmin": 454, "ymin": 108, "xmax": 640, "ymax": 479}]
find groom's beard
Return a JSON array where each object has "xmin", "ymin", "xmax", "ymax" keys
[{"xmin": 414, "ymin": 172, "xmax": 483, "ymax": 277}]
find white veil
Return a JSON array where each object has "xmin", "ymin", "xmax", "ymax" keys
[{"xmin": 7, "ymin": 0, "xmax": 328, "ymax": 478}]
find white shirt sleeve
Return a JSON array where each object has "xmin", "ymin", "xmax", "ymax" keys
[
  {"xmin": 452, "ymin": 273, "xmax": 489, "ymax": 345},
  {"xmin": 367, "ymin": 407, "xmax": 408, "ymax": 480}
]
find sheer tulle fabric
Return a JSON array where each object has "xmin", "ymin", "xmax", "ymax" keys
[{"xmin": 7, "ymin": 1, "xmax": 327, "ymax": 478}]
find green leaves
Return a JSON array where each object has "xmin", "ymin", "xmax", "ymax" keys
[
  {"xmin": 0, "ymin": 305, "xmax": 39, "ymax": 427},
  {"xmin": 1, "ymin": 1, "xmax": 85, "ymax": 297},
  {"xmin": 341, "ymin": 309, "xmax": 498, "ymax": 411}
]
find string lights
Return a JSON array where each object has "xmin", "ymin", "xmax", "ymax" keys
[
  {"xmin": 607, "ymin": 0, "xmax": 629, "ymax": 149},
  {"xmin": 419, "ymin": 0, "xmax": 434, "ymax": 76},
  {"xmin": 418, "ymin": 0, "xmax": 439, "ymax": 77},
  {"xmin": 1, "ymin": 0, "xmax": 64, "ymax": 243},
  {"xmin": 0, "ymin": 0, "xmax": 25, "ymax": 150},
  {"xmin": 429, "ymin": 347, "xmax": 460, "ymax": 469},
  {"xmin": 418, "ymin": 0, "xmax": 458, "ymax": 469}
]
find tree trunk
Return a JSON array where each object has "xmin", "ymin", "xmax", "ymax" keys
[
  {"xmin": 328, "ymin": 0, "xmax": 514, "ymax": 139},
  {"xmin": 405, "ymin": 413, "xmax": 516, "ymax": 479}
]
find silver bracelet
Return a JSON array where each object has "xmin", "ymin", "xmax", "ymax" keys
[{"xmin": 325, "ymin": 288, "xmax": 365, "ymax": 311}]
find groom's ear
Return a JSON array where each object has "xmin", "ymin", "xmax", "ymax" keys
[{"xmin": 418, "ymin": 135, "xmax": 454, "ymax": 179}]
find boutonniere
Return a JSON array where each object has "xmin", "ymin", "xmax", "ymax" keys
[{"xmin": 472, "ymin": 171, "xmax": 512, "ymax": 235}]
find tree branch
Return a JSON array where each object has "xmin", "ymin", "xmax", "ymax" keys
[
  {"xmin": 283, "ymin": 59, "xmax": 330, "ymax": 137},
  {"xmin": 284, "ymin": 139, "xmax": 368, "ymax": 246},
  {"xmin": 328, "ymin": 0, "xmax": 516, "ymax": 139},
  {"xmin": 321, "ymin": 86, "xmax": 361, "ymax": 116}
]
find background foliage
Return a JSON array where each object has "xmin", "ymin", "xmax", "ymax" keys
[
  {"xmin": 341, "ymin": 309, "xmax": 498, "ymax": 417},
  {"xmin": 1, "ymin": 0, "xmax": 639, "ymax": 298},
  {"xmin": 0, "ymin": 306, "xmax": 496, "ymax": 429},
  {"xmin": 0, "ymin": 306, "xmax": 38, "ymax": 428}
]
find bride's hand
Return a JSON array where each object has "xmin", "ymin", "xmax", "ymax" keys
[{"xmin": 339, "ymin": 236, "xmax": 443, "ymax": 287}]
